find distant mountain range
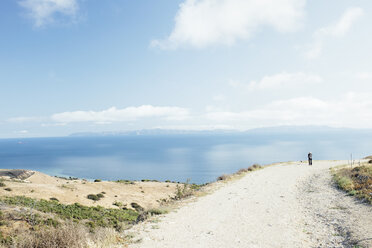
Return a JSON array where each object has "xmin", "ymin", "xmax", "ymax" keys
[{"xmin": 69, "ymin": 126, "xmax": 372, "ymax": 137}]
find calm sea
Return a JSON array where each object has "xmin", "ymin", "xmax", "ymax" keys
[{"xmin": 0, "ymin": 131, "xmax": 371, "ymax": 184}]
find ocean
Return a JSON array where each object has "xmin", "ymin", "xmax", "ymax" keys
[{"xmin": 0, "ymin": 130, "xmax": 371, "ymax": 184}]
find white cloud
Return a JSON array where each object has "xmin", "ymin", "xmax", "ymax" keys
[
  {"xmin": 19, "ymin": 0, "xmax": 78, "ymax": 27},
  {"xmin": 51, "ymin": 105, "xmax": 190, "ymax": 123},
  {"xmin": 152, "ymin": 0, "xmax": 306, "ymax": 49},
  {"xmin": 206, "ymin": 92, "xmax": 372, "ymax": 128},
  {"xmin": 305, "ymin": 7, "xmax": 364, "ymax": 59},
  {"xmin": 230, "ymin": 72, "xmax": 322, "ymax": 91},
  {"xmin": 7, "ymin": 116, "xmax": 44, "ymax": 123},
  {"xmin": 14, "ymin": 130, "xmax": 29, "ymax": 134}
]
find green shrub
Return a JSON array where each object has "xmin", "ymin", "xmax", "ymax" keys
[
  {"xmin": 94, "ymin": 179, "xmax": 102, "ymax": 182},
  {"xmin": 0, "ymin": 181, "xmax": 6, "ymax": 187},
  {"xmin": 49, "ymin": 197, "xmax": 59, "ymax": 202},
  {"xmin": 4, "ymin": 188, "xmax": 12, "ymax": 192}
]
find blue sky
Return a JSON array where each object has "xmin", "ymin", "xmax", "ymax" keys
[{"xmin": 1, "ymin": 0, "xmax": 372, "ymax": 138}]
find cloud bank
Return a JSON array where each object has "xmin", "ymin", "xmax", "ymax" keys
[
  {"xmin": 18, "ymin": 0, "xmax": 78, "ymax": 27},
  {"xmin": 7, "ymin": 94, "xmax": 372, "ymax": 131},
  {"xmin": 206, "ymin": 92, "xmax": 372, "ymax": 128},
  {"xmin": 152, "ymin": 0, "xmax": 306, "ymax": 49},
  {"xmin": 230, "ymin": 72, "xmax": 322, "ymax": 91},
  {"xmin": 51, "ymin": 105, "xmax": 190, "ymax": 123}
]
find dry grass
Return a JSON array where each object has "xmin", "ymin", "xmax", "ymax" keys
[
  {"xmin": 217, "ymin": 164, "xmax": 263, "ymax": 181},
  {"xmin": 13, "ymin": 223, "xmax": 87, "ymax": 248},
  {"xmin": 332, "ymin": 163, "xmax": 372, "ymax": 204},
  {"xmin": 0, "ymin": 206, "xmax": 130, "ymax": 248}
]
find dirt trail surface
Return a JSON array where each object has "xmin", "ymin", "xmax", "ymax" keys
[{"xmin": 131, "ymin": 161, "xmax": 372, "ymax": 248}]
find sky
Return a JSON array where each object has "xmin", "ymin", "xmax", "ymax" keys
[{"xmin": 0, "ymin": 0, "xmax": 372, "ymax": 138}]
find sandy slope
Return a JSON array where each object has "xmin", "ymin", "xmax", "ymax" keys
[
  {"xmin": 0, "ymin": 170, "xmax": 177, "ymax": 209},
  {"xmin": 130, "ymin": 161, "xmax": 372, "ymax": 248}
]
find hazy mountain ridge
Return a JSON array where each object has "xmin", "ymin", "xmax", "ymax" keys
[{"xmin": 69, "ymin": 126, "xmax": 372, "ymax": 137}]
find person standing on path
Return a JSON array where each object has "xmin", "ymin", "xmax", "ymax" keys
[{"xmin": 308, "ymin": 152, "xmax": 312, "ymax": 165}]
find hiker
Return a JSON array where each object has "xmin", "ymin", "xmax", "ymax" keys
[{"xmin": 308, "ymin": 152, "xmax": 312, "ymax": 166}]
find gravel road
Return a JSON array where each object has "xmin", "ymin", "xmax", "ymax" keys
[{"xmin": 130, "ymin": 161, "xmax": 372, "ymax": 248}]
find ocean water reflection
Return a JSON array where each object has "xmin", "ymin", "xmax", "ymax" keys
[{"xmin": 0, "ymin": 132, "xmax": 371, "ymax": 184}]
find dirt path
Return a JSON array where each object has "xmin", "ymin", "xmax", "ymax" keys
[{"xmin": 130, "ymin": 161, "xmax": 372, "ymax": 248}]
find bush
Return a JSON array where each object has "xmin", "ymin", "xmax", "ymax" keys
[
  {"xmin": 94, "ymin": 179, "xmax": 102, "ymax": 182},
  {"xmin": 49, "ymin": 197, "xmax": 59, "ymax": 202},
  {"xmin": 217, "ymin": 174, "xmax": 229, "ymax": 181},
  {"xmin": 173, "ymin": 180, "xmax": 193, "ymax": 200},
  {"xmin": 87, "ymin": 193, "xmax": 104, "ymax": 201},
  {"xmin": 237, "ymin": 168, "xmax": 248, "ymax": 174},
  {"xmin": 147, "ymin": 208, "xmax": 168, "ymax": 215},
  {"xmin": 112, "ymin": 201, "xmax": 123, "ymax": 208},
  {"xmin": 0, "ymin": 181, "xmax": 6, "ymax": 187},
  {"xmin": 4, "ymin": 188, "xmax": 12, "ymax": 192},
  {"xmin": 96, "ymin": 193, "xmax": 104, "ymax": 199},
  {"xmin": 130, "ymin": 202, "xmax": 144, "ymax": 212},
  {"xmin": 251, "ymin": 164, "xmax": 262, "ymax": 169}
]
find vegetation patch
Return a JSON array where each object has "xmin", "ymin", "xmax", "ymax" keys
[
  {"xmin": 141, "ymin": 179, "xmax": 159, "ymax": 182},
  {"xmin": 332, "ymin": 163, "xmax": 372, "ymax": 204},
  {"xmin": 0, "ymin": 196, "xmax": 139, "ymax": 229},
  {"xmin": 116, "ymin": 179, "xmax": 135, "ymax": 185}
]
